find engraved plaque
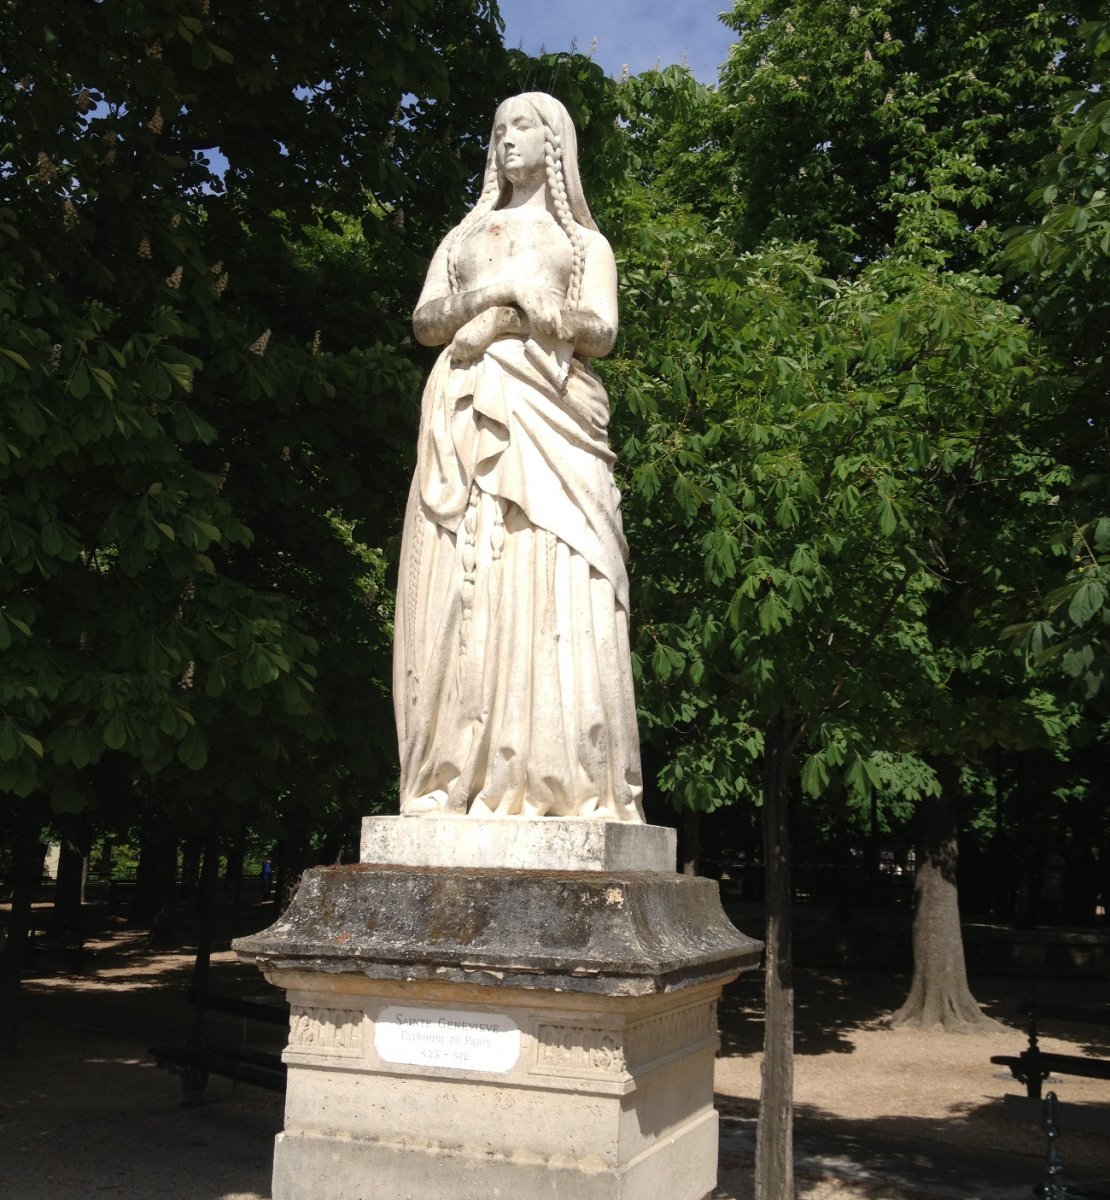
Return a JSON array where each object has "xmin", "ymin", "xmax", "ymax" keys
[{"xmin": 375, "ymin": 1006, "xmax": 520, "ymax": 1073}]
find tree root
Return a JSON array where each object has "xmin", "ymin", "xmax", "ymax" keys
[{"xmin": 887, "ymin": 986, "xmax": 1005, "ymax": 1033}]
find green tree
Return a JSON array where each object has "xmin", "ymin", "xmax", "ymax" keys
[
  {"xmin": 650, "ymin": 9, "xmax": 1108, "ymax": 1189},
  {"xmin": 0, "ymin": 0, "xmax": 509, "ymax": 1053},
  {"xmin": 1003, "ymin": 19, "xmax": 1110, "ymax": 702},
  {"xmin": 603, "ymin": 87, "xmax": 1055, "ymax": 1191},
  {"xmin": 717, "ymin": 0, "xmax": 1102, "ymax": 272}
]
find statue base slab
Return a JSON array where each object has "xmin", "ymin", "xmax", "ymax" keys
[
  {"xmin": 360, "ymin": 813, "xmax": 677, "ymax": 872},
  {"xmin": 234, "ymin": 829, "xmax": 761, "ymax": 1200}
]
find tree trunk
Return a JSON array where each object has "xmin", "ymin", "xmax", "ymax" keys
[
  {"xmin": 0, "ymin": 811, "xmax": 42, "ymax": 1057},
  {"xmin": 51, "ymin": 826, "xmax": 89, "ymax": 935},
  {"xmin": 129, "ymin": 823, "xmax": 179, "ymax": 940},
  {"xmin": 192, "ymin": 834, "xmax": 220, "ymax": 1004},
  {"xmin": 95, "ymin": 838, "xmax": 114, "ymax": 884},
  {"xmin": 273, "ymin": 830, "xmax": 310, "ymax": 914},
  {"xmin": 889, "ymin": 762, "xmax": 998, "ymax": 1032},
  {"xmin": 866, "ymin": 790, "xmax": 881, "ymax": 888},
  {"xmin": 755, "ymin": 714, "xmax": 798, "ymax": 1200},
  {"xmin": 179, "ymin": 834, "xmax": 204, "ymax": 900}
]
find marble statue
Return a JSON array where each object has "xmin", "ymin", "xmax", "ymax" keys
[{"xmin": 393, "ymin": 92, "xmax": 644, "ymax": 822}]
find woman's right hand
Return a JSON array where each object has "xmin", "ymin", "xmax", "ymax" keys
[
  {"xmin": 449, "ymin": 311, "xmax": 497, "ymax": 366},
  {"xmin": 448, "ymin": 306, "xmax": 527, "ymax": 366}
]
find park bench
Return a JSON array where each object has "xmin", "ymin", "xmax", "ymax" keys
[
  {"xmin": 991, "ymin": 1001, "xmax": 1110, "ymax": 1103},
  {"xmin": 151, "ymin": 987, "xmax": 289, "ymax": 1105},
  {"xmin": 1037, "ymin": 1091, "xmax": 1110, "ymax": 1200},
  {"xmin": 991, "ymin": 1002, "xmax": 1110, "ymax": 1199}
]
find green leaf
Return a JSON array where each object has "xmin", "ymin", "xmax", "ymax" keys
[
  {"xmin": 40, "ymin": 519, "xmax": 64, "ymax": 556},
  {"xmin": 162, "ymin": 361, "xmax": 194, "ymax": 393},
  {"xmin": 758, "ymin": 591, "xmax": 789, "ymax": 634},
  {"xmin": 1067, "ymin": 577, "xmax": 1106, "ymax": 627},
  {"xmin": 20, "ymin": 731, "xmax": 44, "ymax": 758},
  {"xmin": 800, "ymin": 753, "xmax": 829, "ymax": 798},
  {"xmin": 89, "ymin": 365, "xmax": 116, "ymax": 398},
  {"xmin": 650, "ymin": 643, "xmax": 684, "ymax": 680},
  {"xmin": 102, "ymin": 712, "xmax": 128, "ymax": 750},
  {"xmin": 0, "ymin": 721, "xmax": 21, "ymax": 760},
  {"xmin": 68, "ymin": 361, "xmax": 90, "ymax": 400},
  {"xmin": 877, "ymin": 494, "xmax": 898, "ymax": 537},
  {"xmin": 177, "ymin": 726, "xmax": 208, "ymax": 770}
]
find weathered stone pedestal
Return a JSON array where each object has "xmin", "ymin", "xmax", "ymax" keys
[{"xmin": 234, "ymin": 818, "xmax": 761, "ymax": 1200}]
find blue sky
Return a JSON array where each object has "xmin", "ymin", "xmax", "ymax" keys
[{"xmin": 498, "ymin": 0, "xmax": 735, "ymax": 85}]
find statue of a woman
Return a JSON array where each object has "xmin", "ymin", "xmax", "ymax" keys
[{"xmin": 394, "ymin": 92, "xmax": 644, "ymax": 822}]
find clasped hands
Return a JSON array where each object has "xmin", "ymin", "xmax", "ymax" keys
[{"xmin": 449, "ymin": 285, "xmax": 569, "ymax": 367}]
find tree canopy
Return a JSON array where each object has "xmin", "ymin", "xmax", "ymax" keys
[
  {"xmin": 2, "ymin": 0, "xmax": 1104, "ymax": 948},
  {"xmin": 0, "ymin": 0, "xmax": 509, "ymax": 836}
]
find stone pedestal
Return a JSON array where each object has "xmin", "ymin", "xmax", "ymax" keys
[{"xmin": 234, "ymin": 819, "xmax": 761, "ymax": 1200}]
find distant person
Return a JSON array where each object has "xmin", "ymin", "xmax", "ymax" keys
[{"xmin": 262, "ymin": 857, "xmax": 273, "ymax": 897}]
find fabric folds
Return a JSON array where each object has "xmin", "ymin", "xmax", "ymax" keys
[{"xmin": 394, "ymin": 337, "xmax": 644, "ymax": 820}]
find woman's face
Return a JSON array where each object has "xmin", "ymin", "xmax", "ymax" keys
[{"xmin": 493, "ymin": 98, "xmax": 547, "ymax": 187}]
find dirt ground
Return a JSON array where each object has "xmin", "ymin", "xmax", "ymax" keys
[
  {"xmin": 712, "ymin": 968, "xmax": 1109, "ymax": 1199},
  {"xmin": 1, "ymin": 900, "xmax": 1107, "ymax": 1200}
]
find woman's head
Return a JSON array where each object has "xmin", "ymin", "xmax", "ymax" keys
[
  {"xmin": 491, "ymin": 96, "xmax": 548, "ymax": 189},
  {"xmin": 446, "ymin": 92, "xmax": 593, "ymax": 305},
  {"xmin": 483, "ymin": 93, "xmax": 596, "ymax": 233}
]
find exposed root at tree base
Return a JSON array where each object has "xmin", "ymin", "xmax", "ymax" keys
[{"xmin": 886, "ymin": 991, "xmax": 1004, "ymax": 1033}]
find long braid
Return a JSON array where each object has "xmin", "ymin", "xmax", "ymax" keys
[{"xmin": 542, "ymin": 129, "xmax": 586, "ymax": 309}]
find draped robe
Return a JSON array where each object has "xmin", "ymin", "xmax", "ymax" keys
[{"xmin": 393, "ymin": 332, "xmax": 644, "ymax": 820}]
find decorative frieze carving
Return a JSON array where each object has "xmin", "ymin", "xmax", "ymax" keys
[
  {"xmin": 624, "ymin": 1001, "xmax": 717, "ymax": 1070},
  {"xmin": 532, "ymin": 998, "xmax": 717, "ymax": 1081},
  {"xmin": 535, "ymin": 1023, "xmax": 626, "ymax": 1076},
  {"xmin": 288, "ymin": 1006, "xmax": 365, "ymax": 1057}
]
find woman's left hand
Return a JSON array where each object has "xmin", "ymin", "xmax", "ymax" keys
[{"xmin": 515, "ymin": 286, "xmax": 566, "ymax": 341}]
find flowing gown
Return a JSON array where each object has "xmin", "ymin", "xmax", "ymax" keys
[{"xmin": 393, "ymin": 319, "xmax": 645, "ymax": 820}]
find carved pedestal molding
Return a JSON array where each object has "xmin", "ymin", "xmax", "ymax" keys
[
  {"xmin": 257, "ymin": 975, "xmax": 733, "ymax": 1200},
  {"xmin": 234, "ymin": 822, "xmax": 761, "ymax": 1200}
]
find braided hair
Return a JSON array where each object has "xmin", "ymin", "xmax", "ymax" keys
[{"xmin": 445, "ymin": 92, "xmax": 597, "ymax": 308}]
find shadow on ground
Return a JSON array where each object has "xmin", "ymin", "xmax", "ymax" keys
[
  {"xmin": 4, "ymin": 900, "xmax": 1109, "ymax": 1200},
  {"xmin": 2, "ymin": 1022, "xmax": 281, "ymax": 1200},
  {"xmin": 720, "ymin": 961, "xmax": 1110, "ymax": 1058},
  {"xmin": 713, "ymin": 1100, "xmax": 1110, "ymax": 1200},
  {"xmin": 3, "ymin": 900, "xmax": 285, "ymax": 1200},
  {"xmin": 715, "ymin": 965, "xmax": 1110, "ymax": 1199}
]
